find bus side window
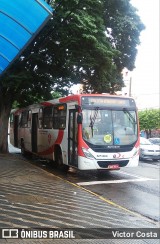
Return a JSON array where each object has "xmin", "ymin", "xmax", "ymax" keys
[
  {"xmin": 53, "ymin": 104, "xmax": 66, "ymax": 129},
  {"xmin": 10, "ymin": 114, "xmax": 14, "ymax": 128},
  {"xmin": 28, "ymin": 111, "xmax": 32, "ymax": 128},
  {"xmin": 21, "ymin": 110, "xmax": 29, "ymax": 128},
  {"xmin": 38, "ymin": 108, "xmax": 43, "ymax": 129},
  {"xmin": 43, "ymin": 107, "xmax": 53, "ymax": 129},
  {"xmin": 18, "ymin": 113, "xmax": 22, "ymax": 126}
]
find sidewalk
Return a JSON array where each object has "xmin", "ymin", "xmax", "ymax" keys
[{"xmin": 0, "ymin": 153, "xmax": 159, "ymax": 243}]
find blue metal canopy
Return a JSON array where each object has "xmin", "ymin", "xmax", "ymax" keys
[{"xmin": 0, "ymin": 0, "xmax": 53, "ymax": 76}]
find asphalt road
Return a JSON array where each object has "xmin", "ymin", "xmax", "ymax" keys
[
  {"xmin": 26, "ymin": 157, "xmax": 160, "ymax": 223},
  {"xmin": 9, "ymin": 142, "xmax": 160, "ymax": 223},
  {"xmin": 74, "ymin": 161, "xmax": 160, "ymax": 222},
  {"xmin": 1, "ymin": 149, "xmax": 159, "ymax": 243}
]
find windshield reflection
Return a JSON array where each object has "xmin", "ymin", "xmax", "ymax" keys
[{"xmin": 82, "ymin": 109, "xmax": 137, "ymax": 146}]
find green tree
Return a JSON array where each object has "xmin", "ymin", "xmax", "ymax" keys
[
  {"xmin": 138, "ymin": 109, "xmax": 160, "ymax": 138},
  {"xmin": 0, "ymin": 0, "xmax": 144, "ymax": 153}
]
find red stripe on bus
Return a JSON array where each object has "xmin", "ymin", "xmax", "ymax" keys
[
  {"xmin": 54, "ymin": 130, "xmax": 64, "ymax": 144},
  {"xmin": 38, "ymin": 145, "xmax": 54, "ymax": 156},
  {"xmin": 38, "ymin": 130, "xmax": 64, "ymax": 156}
]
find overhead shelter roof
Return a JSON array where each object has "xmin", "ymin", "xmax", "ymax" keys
[{"xmin": 0, "ymin": 0, "xmax": 53, "ymax": 76}]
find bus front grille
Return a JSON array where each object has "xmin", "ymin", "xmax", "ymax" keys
[{"xmin": 97, "ymin": 160, "xmax": 129, "ymax": 168}]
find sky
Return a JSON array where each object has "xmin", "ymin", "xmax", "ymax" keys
[
  {"xmin": 71, "ymin": 0, "xmax": 159, "ymax": 110},
  {"xmin": 130, "ymin": 0, "xmax": 159, "ymax": 109}
]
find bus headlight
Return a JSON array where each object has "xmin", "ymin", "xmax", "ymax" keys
[
  {"xmin": 82, "ymin": 148, "xmax": 95, "ymax": 159},
  {"xmin": 133, "ymin": 147, "xmax": 140, "ymax": 157}
]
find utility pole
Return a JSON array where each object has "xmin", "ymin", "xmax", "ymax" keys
[{"xmin": 129, "ymin": 77, "xmax": 132, "ymax": 96}]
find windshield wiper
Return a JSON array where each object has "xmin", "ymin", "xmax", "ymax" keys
[
  {"xmin": 123, "ymin": 108, "xmax": 136, "ymax": 124},
  {"xmin": 89, "ymin": 107, "xmax": 99, "ymax": 136}
]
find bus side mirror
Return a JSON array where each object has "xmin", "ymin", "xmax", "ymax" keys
[{"xmin": 77, "ymin": 113, "xmax": 83, "ymax": 124}]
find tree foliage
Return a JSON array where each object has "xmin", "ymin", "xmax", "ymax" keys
[
  {"xmin": 138, "ymin": 109, "xmax": 160, "ymax": 131},
  {"xmin": 0, "ymin": 0, "xmax": 144, "ymax": 153},
  {"xmin": 1, "ymin": 0, "xmax": 144, "ymax": 106}
]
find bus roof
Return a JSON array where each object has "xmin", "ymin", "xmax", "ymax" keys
[{"xmin": 46, "ymin": 94, "xmax": 136, "ymax": 105}]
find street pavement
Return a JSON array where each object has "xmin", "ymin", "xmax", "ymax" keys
[{"xmin": 0, "ymin": 152, "xmax": 159, "ymax": 243}]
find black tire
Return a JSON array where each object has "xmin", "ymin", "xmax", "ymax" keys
[
  {"xmin": 21, "ymin": 140, "xmax": 26, "ymax": 156},
  {"xmin": 21, "ymin": 140, "xmax": 30, "ymax": 158}
]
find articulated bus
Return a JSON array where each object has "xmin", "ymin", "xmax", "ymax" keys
[{"xmin": 10, "ymin": 94, "xmax": 140, "ymax": 170}]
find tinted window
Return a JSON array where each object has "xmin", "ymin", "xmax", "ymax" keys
[
  {"xmin": 53, "ymin": 104, "xmax": 66, "ymax": 129},
  {"xmin": 21, "ymin": 110, "xmax": 29, "ymax": 128},
  {"xmin": 43, "ymin": 107, "xmax": 53, "ymax": 129}
]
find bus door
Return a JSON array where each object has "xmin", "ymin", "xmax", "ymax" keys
[
  {"xmin": 14, "ymin": 115, "xmax": 19, "ymax": 147},
  {"xmin": 32, "ymin": 113, "xmax": 38, "ymax": 153},
  {"xmin": 68, "ymin": 109, "xmax": 78, "ymax": 167}
]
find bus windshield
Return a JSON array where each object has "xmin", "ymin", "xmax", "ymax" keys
[{"xmin": 82, "ymin": 109, "xmax": 138, "ymax": 146}]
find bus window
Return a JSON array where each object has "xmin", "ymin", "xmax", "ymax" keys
[
  {"xmin": 53, "ymin": 104, "xmax": 66, "ymax": 129},
  {"xmin": 21, "ymin": 110, "xmax": 29, "ymax": 128},
  {"xmin": 28, "ymin": 111, "xmax": 32, "ymax": 128},
  {"xmin": 38, "ymin": 108, "xmax": 43, "ymax": 129},
  {"xmin": 10, "ymin": 113, "xmax": 14, "ymax": 128},
  {"xmin": 43, "ymin": 107, "xmax": 53, "ymax": 129}
]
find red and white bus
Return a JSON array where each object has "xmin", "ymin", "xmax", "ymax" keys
[{"xmin": 10, "ymin": 94, "xmax": 140, "ymax": 170}]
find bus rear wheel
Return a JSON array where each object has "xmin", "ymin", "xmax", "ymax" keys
[
  {"xmin": 21, "ymin": 140, "xmax": 26, "ymax": 156},
  {"xmin": 21, "ymin": 139, "xmax": 30, "ymax": 158}
]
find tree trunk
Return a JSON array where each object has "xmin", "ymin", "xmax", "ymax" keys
[{"xmin": 0, "ymin": 103, "xmax": 12, "ymax": 153}]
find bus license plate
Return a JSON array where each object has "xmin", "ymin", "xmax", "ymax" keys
[{"xmin": 108, "ymin": 164, "xmax": 119, "ymax": 169}]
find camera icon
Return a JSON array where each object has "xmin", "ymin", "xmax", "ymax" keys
[{"xmin": 2, "ymin": 229, "xmax": 18, "ymax": 238}]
